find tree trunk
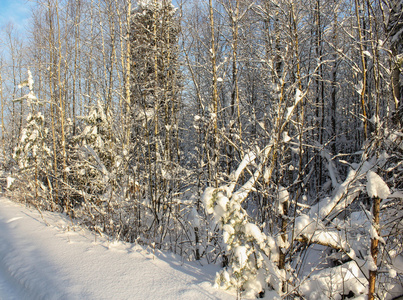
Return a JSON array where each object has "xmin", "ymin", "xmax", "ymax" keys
[
  {"xmin": 209, "ymin": 0, "xmax": 219, "ymax": 187},
  {"xmin": 0, "ymin": 72, "xmax": 4, "ymax": 160},
  {"xmin": 368, "ymin": 196, "xmax": 380, "ymax": 300}
]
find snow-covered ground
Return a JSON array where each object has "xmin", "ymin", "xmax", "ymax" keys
[{"xmin": 0, "ymin": 197, "xmax": 234, "ymax": 300}]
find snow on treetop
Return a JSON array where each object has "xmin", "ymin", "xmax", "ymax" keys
[
  {"xmin": 138, "ymin": 0, "xmax": 153, "ymax": 6},
  {"xmin": 366, "ymin": 170, "xmax": 390, "ymax": 199},
  {"xmin": 136, "ymin": 0, "xmax": 174, "ymax": 10}
]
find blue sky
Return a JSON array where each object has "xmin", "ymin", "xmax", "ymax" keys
[{"xmin": 0, "ymin": 0, "xmax": 32, "ymax": 34}]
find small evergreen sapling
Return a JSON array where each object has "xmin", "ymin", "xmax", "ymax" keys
[
  {"xmin": 13, "ymin": 70, "xmax": 52, "ymax": 203},
  {"xmin": 202, "ymin": 152, "xmax": 283, "ymax": 298}
]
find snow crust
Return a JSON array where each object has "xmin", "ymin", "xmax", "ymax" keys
[
  {"xmin": 366, "ymin": 170, "xmax": 390, "ymax": 199},
  {"xmin": 0, "ymin": 197, "xmax": 233, "ymax": 300}
]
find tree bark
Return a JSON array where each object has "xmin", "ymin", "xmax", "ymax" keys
[
  {"xmin": 0, "ymin": 71, "xmax": 4, "ymax": 159},
  {"xmin": 368, "ymin": 196, "xmax": 380, "ymax": 300},
  {"xmin": 209, "ymin": 0, "xmax": 219, "ymax": 187}
]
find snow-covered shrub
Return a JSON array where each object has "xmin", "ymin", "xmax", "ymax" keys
[
  {"xmin": 14, "ymin": 112, "xmax": 50, "ymax": 170},
  {"xmin": 363, "ymin": 125, "xmax": 403, "ymax": 299},
  {"xmin": 202, "ymin": 151, "xmax": 283, "ymax": 298},
  {"xmin": 70, "ymin": 100, "xmax": 116, "ymax": 198},
  {"xmin": 11, "ymin": 70, "xmax": 52, "ymax": 208},
  {"xmin": 294, "ymin": 126, "xmax": 403, "ymax": 299},
  {"xmin": 68, "ymin": 99, "xmax": 125, "ymax": 231}
]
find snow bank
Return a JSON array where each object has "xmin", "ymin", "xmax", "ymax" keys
[{"xmin": 0, "ymin": 197, "xmax": 233, "ymax": 300}]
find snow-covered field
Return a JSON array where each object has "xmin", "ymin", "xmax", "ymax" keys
[{"xmin": 0, "ymin": 197, "xmax": 234, "ymax": 300}]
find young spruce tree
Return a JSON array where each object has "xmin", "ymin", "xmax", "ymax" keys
[{"xmin": 129, "ymin": 0, "xmax": 181, "ymax": 247}]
